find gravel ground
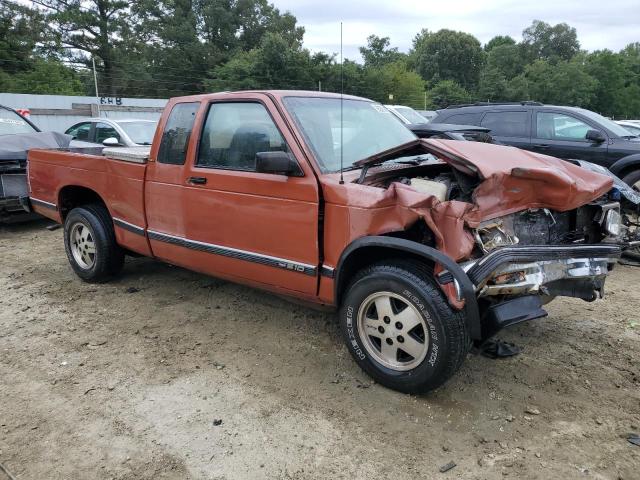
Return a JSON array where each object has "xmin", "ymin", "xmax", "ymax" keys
[{"xmin": 1, "ymin": 219, "xmax": 639, "ymax": 480}]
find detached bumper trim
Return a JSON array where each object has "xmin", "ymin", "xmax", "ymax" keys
[{"xmin": 467, "ymin": 244, "xmax": 621, "ymax": 286}]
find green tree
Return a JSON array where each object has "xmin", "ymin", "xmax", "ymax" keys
[
  {"xmin": 428, "ymin": 80, "xmax": 471, "ymax": 108},
  {"xmin": 484, "ymin": 35, "xmax": 516, "ymax": 52},
  {"xmin": 207, "ymin": 32, "xmax": 315, "ymax": 91},
  {"xmin": 359, "ymin": 35, "xmax": 405, "ymax": 68},
  {"xmin": 412, "ymin": 29, "xmax": 484, "ymax": 91},
  {"xmin": 521, "ymin": 20, "xmax": 580, "ymax": 62},
  {"xmin": 360, "ymin": 61, "xmax": 425, "ymax": 107},
  {"xmin": 0, "ymin": 2, "xmax": 86, "ymax": 95},
  {"xmin": 508, "ymin": 58, "xmax": 597, "ymax": 106},
  {"xmin": 30, "ymin": 0, "xmax": 135, "ymax": 95},
  {"xmin": 584, "ymin": 50, "xmax": 628, "ymax": 117}
]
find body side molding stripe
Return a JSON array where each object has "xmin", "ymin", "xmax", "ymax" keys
[
  {"xmin": 320, "ymin": 265, "xmax": 335, "ymax": 278},
  {"xmin": 30, "ymin": 197, "xmax": 57, "ymax": 211},
  {"xmin": 113, "ymin": 217, "xmax": 146, "ymax": 236},
  {"xmin": 147, "ymin": 229, "xmax": 317, "ymax": 276}
]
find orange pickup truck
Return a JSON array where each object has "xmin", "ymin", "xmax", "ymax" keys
[{"xmin": 26, "ymin": 91, "xmax": 628, "ymax": 393}]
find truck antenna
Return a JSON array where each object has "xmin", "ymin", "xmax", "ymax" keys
[{"xmin": 339, "ymin": 21, "xmax": 344, "ymax": 185}]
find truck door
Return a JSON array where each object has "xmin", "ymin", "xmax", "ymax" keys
[
  {"xmin": 531, "ymin": 111, "xmax": 609, "ymax": 164},
  {"xmin": 145, "ymin": 101, "xmax": 201, "ymax": 261},
  {"xmin": 149, "ymin": 95, "xmax": 320, "ymax": 296}
]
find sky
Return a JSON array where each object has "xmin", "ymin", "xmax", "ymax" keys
[{"xmin": 271, "ymin": 0, "xmax": 640, "ymax": 61}]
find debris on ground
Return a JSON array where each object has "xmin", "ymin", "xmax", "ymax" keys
[
  {"xmin": 212, "ymin": 419, "xmax": 223, "ymax": 427},
  {"xmin": 439, "ymin": 461, "xmax": 456, "ymax": 473},
  {"xmin": 478, "ymin": 340, "xmax": 522, "ymax": 359},
  {"xmin": 125, "ymin": 287, "xmax": 140, "ymax": 294},
  {"xmin": 45, "ymin": 223, "xmax": 62, "ymax": 231},
  {"xmin": 627, "ymin": 433, "xmax": 640, "ymax": 447}
]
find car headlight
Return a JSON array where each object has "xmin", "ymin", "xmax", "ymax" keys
[{"xmin": 604, "ymin": 208, "xmax": 621, "ymax": 236}]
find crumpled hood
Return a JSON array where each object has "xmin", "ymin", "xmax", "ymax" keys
[
  {"xmin": 323, "ymin": 139, "xmax": 614, "ymax": 264},
  {"xmin": 422, "ymin": 139, "xmax": 614, "ymax": 220}
]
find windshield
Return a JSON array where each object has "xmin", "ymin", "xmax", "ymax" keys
[
  {"xmin": 283, "ymin": 97, "xmax": 416, "ymax": 173},
  {"xmin": 572, "ymin": 108, "xmax": 634, "ymax": 138},
  {"xmin": 116, "ymin": 121, "xmax": 157, "ymax": 145},
  {"xmin": 394, "ymin": 106, "xmax": 427, "ymax": 124},
  {"xmin": 0, "ymin": 108, "xmax": 38, "ymax": 136}
]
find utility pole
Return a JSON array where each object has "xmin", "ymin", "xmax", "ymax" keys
[
  {"xmin": 424, "ymin": 91, "xmax": 427, "ymax": 110},
  {"xmin": 92, "ymin": 57, "xmax": 101, "ymax": 117},
  {"xmin": 318, "ymin": 81, "xmax": 322, "ymax": 92}
]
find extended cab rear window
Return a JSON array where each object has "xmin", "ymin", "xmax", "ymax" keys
[{"xmin": 157, "ymin": 102, "xmax": 199, "ymax": 165}]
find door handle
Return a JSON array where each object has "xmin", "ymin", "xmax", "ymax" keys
[
  {"xmin": 533, "ymin": 144, "xmax": 549, "ymax": 149},
  {"xmin": 187, "ymin": 176, "xmax": 207, "ymax": 185}
]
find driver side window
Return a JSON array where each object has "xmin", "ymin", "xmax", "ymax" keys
[
  {"xmin": 536, "ymin": 113, "xmax": 593, "ymax": 141},
  {"xmin": 196, "ymin": 102, "xmax": 289, "ymax": 171}
]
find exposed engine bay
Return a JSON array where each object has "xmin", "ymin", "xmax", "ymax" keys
[{"xmin": 357, "ymin": 151, "xmax": 638, "ymax": 307}]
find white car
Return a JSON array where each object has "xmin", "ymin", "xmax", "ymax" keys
[
  {"xmin": 384, "ymin": 105, "xmax": 429, "ymax": 125},
  {"xmin": 616, "ymin": 120, "xmax": 640, "ymax": 137},
  {"xmin": 65, "ymin": 118, "xmax": 158, "ymax": 147}
]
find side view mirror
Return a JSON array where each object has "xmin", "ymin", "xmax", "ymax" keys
[
  {"xmin": 585, "ymin": 129, "xmax": 606, "ymax": 143},
  {"xmin": 102, "ymin": 137, "xmax": 120, "ymax": 147},
  {"xmin": 255, "ymin": 151, "xmax": 302, "ymax": 176}
]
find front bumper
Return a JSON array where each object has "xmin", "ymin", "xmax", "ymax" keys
[{"xmin": 465, "ymin": 244, "xmax": 621, "ymax": 300}]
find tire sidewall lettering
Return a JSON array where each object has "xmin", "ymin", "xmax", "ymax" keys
[{"xmin": 342, "ymin": 280, "xmax": 443, "ymax": 372}]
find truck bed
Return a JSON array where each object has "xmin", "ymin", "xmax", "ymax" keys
[{"xmin": 28, "ymin": 148, "xmax": 151, "ymax": 256}]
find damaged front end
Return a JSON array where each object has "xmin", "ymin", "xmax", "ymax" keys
[
  {"xmin": 348, "ymin": 139, "xmax": 631, "ymax": 340},
  {"xmin": 469, "ymin": 204, "xmax": 622, "ymax": 301}
]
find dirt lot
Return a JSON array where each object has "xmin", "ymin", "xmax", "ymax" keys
[{"xmin": 1, "ymin": 220, "xmax": 639, "ymax": 480}]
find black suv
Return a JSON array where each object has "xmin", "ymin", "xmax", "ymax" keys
[{"xmin": 432, "ymin": 102, "xmax": 640, "ymax": 189}]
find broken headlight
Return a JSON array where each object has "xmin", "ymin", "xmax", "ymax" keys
[
  {"xmin": 604, "ymin": 208, "xmax": 621, "ymax": 237},
  {"xmin": 474, "ymin": 219, "xmax": 519, "ymax": 253}
]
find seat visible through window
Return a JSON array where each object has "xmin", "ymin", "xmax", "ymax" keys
[{"xmin": 197, "ymin": 102, "xmax": 289, "ymax": 171}]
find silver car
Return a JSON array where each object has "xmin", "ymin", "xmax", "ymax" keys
[
  {"xmin": 384, "ymin": 105, "xmax": 429, "ymax": 125},
  {"xmin": 616, "ymin": 120, "xmax": 640, "ymax": 137},
  {"xmin": 64, "ymin": 118, "xmax": 158, "ymax": 147}
]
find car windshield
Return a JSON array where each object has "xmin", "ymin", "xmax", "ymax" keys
[
  {"xmin": 572, "ymin": 108, "xmax": 634, "ymax": 138},
  {"xmin": 283, "ymin": 97, "xmax": 417, "ymax": 173},
  {"xmin": 116, "ymin": 121, "xmax": 157, "ymax": 145},
  {"xmin": 0, "ymin": 109, "xmax": 38, "ymax": 136},
  {"xmin": 394, "ymin": 106, "xmax": 427, "ymax": 124}
]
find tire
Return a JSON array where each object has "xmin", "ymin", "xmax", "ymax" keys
[
  {"xmin": 622, "ymin": 170, "xmax": 640, "ymax": 192},
  {"xmin": 339, "ymin": 260, "xmax": 470, "ymax": 394},
  {"xmin": 63, "ymin": 204, "xmax": 124, "ymax": 282}
]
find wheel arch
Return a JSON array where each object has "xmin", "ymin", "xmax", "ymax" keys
[
  {"xmin": 610, "ymin": 154, "xmax": 640, "ymax": 179},
  {"xmin": 57, "ymin": 185, "xmax": 109, "ymax": 221},
  {"xmin": 334, "ymin": 236, "xmax": 481, "ymax": 340}
]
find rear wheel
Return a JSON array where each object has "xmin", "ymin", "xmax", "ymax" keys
[
  {"xmin": 339, "ymin": 260, "xmax": 470, "ymax": 394},
  {"xmin": 63, "ymin": 204, "xmax": 124, "ymax": 282}
]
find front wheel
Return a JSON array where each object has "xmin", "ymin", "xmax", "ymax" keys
[
  {"xmin": 63, "ymin": 204, "xmax": 124, "ymax": 282},
  {"xmin": 339, "ymin": 260, "xmax": 470, "ymax": 393}
]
